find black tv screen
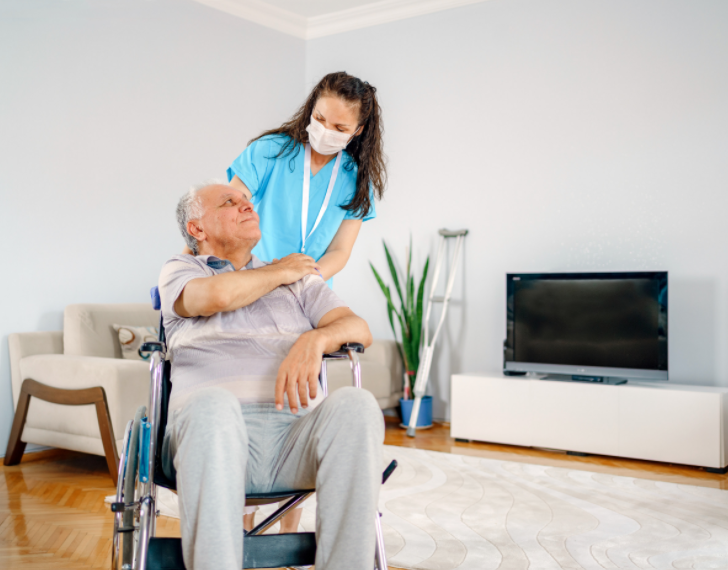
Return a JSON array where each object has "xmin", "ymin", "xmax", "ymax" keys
[{"xmin": 504, "ymin": 272, "xmax": 668, "ymax": 380}]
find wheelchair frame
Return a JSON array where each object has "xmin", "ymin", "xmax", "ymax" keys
[{"xmin": 111, "ymin": 305, "xmax": 394, "ymax": 570}]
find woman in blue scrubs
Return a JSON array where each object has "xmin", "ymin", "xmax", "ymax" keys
[
  {"xmin": 230, "ymin": 72, "xmax": 386, "ymax": 533},
  {"xmin": 226, "ymin": 71, "xmax": 386, "ymax": 283}
]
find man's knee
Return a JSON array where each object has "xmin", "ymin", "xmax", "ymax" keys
[{"xmin": 324, "ymin": 387, "xmax": 383, "ymax": 436}]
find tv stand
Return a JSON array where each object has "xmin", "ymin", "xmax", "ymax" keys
[
  {"xmin": 451, "ymin": 373, "xmax": 728, "ymax": 471},
  {"xmin": 542, "ymin": 374, "xmax": 628, "ymax": 385}
]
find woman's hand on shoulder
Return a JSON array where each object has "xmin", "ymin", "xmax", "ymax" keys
[{"xmin": 269, "ymin": 254, "xmax": 322, "ymax": 285}]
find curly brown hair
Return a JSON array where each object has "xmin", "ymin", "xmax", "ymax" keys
[{"xmin": 250, "ymin": 71, "xmax": 386, "ymax": 219}]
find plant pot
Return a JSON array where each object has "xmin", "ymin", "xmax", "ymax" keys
[{"xmin": 399, "ymin": 396, "xmax": 433, "ymax": 429}]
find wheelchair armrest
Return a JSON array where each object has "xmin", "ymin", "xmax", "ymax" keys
[
  {"xmin": 140, "ymin": 342, "xmax": 165, "ymax": 355},
  {"xmin": 323, "ymin": 342, "xmax": 365, "ymax": 359}
]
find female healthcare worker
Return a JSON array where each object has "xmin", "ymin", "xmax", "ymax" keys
[
  {"xmin": 226, "ymin": 71, "xmax": 386, "ymax": 283},
  {"xmin": 228, "ymin": 72, "xmax": 387, "ymax": 534}
]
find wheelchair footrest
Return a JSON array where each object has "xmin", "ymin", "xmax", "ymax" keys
[{"xmin": 147, "ymin": 533, "xmax": 317, "ymax": 569}]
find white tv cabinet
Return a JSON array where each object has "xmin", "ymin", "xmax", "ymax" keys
[{"xmin": 451, "ymin": 373, "xmax": 728, "ymax": 472}]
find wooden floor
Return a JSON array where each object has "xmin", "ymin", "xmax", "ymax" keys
[{"xmin": 1, "ymin": 417, "xmax": 726, "ymax": 569}]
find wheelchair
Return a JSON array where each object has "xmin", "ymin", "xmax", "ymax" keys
[{"xmin": 110, "ymin": 288, "xmax": 397, "ymax": 570}]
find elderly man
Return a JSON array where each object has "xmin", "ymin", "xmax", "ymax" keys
[{"xmin": 158, "ymin": 181, "xmax": 384, "ymax": 570}]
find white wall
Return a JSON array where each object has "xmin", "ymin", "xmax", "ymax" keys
[
  {"xmin": 0, "ymin": 0, "xmax": 305, "ymax": 453},
  {"xmin": 306, "ymin": 0, "xmax": 728, "ymax": 420},
  {"xmin": 3, "ymin": 0, "xmax": 728, "ymax": 439}
]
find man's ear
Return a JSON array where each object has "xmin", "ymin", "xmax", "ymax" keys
[{"xmin": 187, "ymin": 220, "xmax": 205, "ymax": 243}]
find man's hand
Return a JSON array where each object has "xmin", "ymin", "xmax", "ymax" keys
[
  {"xmin": 275, "ymin": 330, "xmax": 325, "ymax": 413},
  {"xmin": 270, "ymin": 254, "xmax": 322, "ymax": 284},
  {"xmin": 274, "ymin": 307, "xmax": 371, "ymax": 413}
]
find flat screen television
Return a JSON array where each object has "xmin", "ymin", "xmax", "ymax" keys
[{"xmin": 504, "ymin": 272, "xmax": 668, "ymax": 382}]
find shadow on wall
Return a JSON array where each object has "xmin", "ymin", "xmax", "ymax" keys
[{"xmin": 669, "ymin": 277, "xmax": 716, "ymax": 384}]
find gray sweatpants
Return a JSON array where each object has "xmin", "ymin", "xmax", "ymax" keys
[{"xmin": 161, "ymin": 386, "xmax": 384, "ymax": 570}]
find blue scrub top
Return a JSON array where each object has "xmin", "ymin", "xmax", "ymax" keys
[{"xmin": 227, "ymin": 134, "xmax": 376, "ymax": 266}]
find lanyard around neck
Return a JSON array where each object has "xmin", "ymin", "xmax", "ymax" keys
[{"xmin": 302, "ymin": 143, "xmax": 341, "ymax": 254}]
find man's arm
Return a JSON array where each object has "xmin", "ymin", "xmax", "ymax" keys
[
  {"xmin": 175, "ymin": 254, "xmax": 321, "ymax": 317},
  {"xmin": 275, "ymin": 307, "xmax": 373, "ymax": 414}
]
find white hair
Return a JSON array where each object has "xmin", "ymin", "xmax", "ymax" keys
[{"xmin": 176, "ymin": 179, "xmax": 225, "ymax": 255}]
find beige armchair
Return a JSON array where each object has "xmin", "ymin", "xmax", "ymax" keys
[
  {"xmin": 6, "ymin": 304, "xmax": 157, "ymax": 484},
  {"xmin": 5, "ymin": 303, "xmax": 403, "ymax": 485}
]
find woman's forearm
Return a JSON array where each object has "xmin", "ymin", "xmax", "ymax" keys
[
  {"xmin": 317, "ymin": 250, "xmax": 350, "ymax": 281},
  {"xmin": 318, "ymin": 219, "xmax": 362, "ymax": 280}
]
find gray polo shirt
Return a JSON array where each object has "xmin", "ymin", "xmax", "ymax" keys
[{"xmin": 158, "ymin": 254, "xmax": 347, "ymax": 412}]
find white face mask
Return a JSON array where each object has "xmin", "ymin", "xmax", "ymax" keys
[{"xmin": 306, "ymin": 115, "xmax": 354, "ymax": 155}]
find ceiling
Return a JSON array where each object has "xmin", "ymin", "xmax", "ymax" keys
[
  {"xmin": 192, "ymin": 0, "xmax": 488, "ymax": 39},
  {"xmin": 258, "ymin": 0, "xmax": 384, "ymax": 18}
]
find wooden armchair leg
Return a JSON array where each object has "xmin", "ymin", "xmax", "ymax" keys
[
  {"xmin": 3, "ymin": 378, "xmax": 119, "ymax": 486},
  {"xmin": 4, "ymin": 385, "xmax": 31, "ymax": 466},
  {"xmin": 95, "ymin": 396, "xmax": 119, "ymax": 485}
]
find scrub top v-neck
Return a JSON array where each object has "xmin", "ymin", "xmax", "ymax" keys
[{"xmin": 227, "ymin": 134, "xmax": 376, "ymax": 265}]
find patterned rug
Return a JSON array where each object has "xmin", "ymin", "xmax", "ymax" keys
[
  {"xmin": 366, "ymin": 446, "xmax": 728, "ymax": 570},
  {"xmin": 112, "ymin": 445, "xmax": 728, "ymax": 569},
  {"xmin": 291, "ymin": 446, "xmax": 728, "ymax": 569}
]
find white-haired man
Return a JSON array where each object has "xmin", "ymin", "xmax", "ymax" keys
[{"xmin": 158, "ymin": 181, "xmax": 384, "ymax": 570}]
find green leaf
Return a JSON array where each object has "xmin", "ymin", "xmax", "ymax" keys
[
  {"xmin": 408, "ymin": 273, "xmax": 415, "ymax": 317},
  {"xmin": 372, "ymin": 242, "xmax": 430, "ymax": 382},
  {"xmin": 407, "ymin": 235, "xmax": 412, "ymax": 283},
  {"xmin": 406, "ymin": 235, "xmax": 414, "ymax": 315},
  {"xmin": 370, "ymin": 262, "xmax": 401, "ymax": 342},
  {"xmin": 413, "ymin": 256, "xmax": 430, "ymax": 358},
  {"xmin": 383, "ymin": 241, "xmax": 405, "ymax": 311}
]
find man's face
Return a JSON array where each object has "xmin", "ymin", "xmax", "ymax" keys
[{"xmin": 194, "ymin": 185, "xmax": 260, "ymax": 251}]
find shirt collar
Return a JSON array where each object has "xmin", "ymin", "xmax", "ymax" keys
[{"xmin": 199, "ymin": 254, "xmax": 265, "ymax": 271}]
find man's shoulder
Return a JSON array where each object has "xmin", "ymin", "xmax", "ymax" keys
[
  {"xmin": 296, "ymin": 274, "xmax": 341, "ymax": 300},
  {"xmin": 249, "ymin": 254, "xmax": 270, "ymax": 270},
  {"xmin": 165, "ymin": 253, "xmax": 203, "ymax": 265},
  {"xmin": 160, "ymin": 255, "xmax": 213, "ymax": 282}
]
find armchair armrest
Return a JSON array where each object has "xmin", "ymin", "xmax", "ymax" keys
[
  {"xmin": 17, "ymin": 354, "xmax": 150, "ymax": 440},
  {"xmin": 8, "ymin": 331, "xmax": 63, "ymax": 407}
]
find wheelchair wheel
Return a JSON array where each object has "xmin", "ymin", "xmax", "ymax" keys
[{"xmin": 112, "ymin": 406, "xmax": 146, "ymax": 570}]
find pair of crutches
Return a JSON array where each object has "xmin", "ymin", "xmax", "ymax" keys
[{"xmin": 406, "ymin": 228, "xmax": 468, "ymax": 437}]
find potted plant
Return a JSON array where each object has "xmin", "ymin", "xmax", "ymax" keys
[{"xmin": 370, "ymin": 239, "xmax": 432, "ymax": 428}]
